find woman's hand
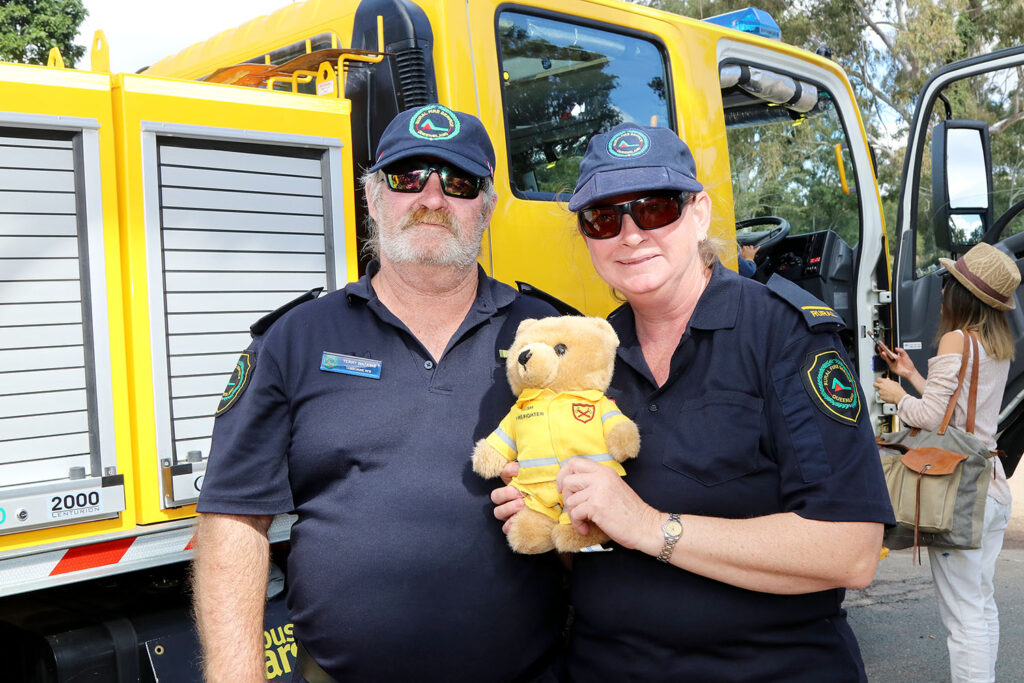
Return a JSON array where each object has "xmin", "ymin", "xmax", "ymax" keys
[
  {"xmin": 874, "ymin": 376, "xmax": 907, "ymax": 404},
  {"xmin": 881, "ymin": 346, "xmax": 916, "ymax": 379},
  {"xmin": 556, "ymin": 457, "xmax": 662, "ymax": 555}
]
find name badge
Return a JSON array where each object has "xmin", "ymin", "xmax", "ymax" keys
[{"xmin": 320, "ymin": 352, "xmax": 382, "ymax": 380}]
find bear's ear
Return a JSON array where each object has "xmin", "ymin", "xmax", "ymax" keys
[
  {"xmin": 515, "ymin": 318, "xmax": 538, "ymax": 336},
  {"xmin": 587, "ymin": 317, "xmax": 619, "ymax": 347}
]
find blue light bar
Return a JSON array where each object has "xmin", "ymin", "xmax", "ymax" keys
[{"xmin": 704, "ymin": 7, "xmax": 782, "ymax": 41}]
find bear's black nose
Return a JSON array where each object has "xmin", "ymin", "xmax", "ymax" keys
[{"xmin": 518, "ymin": 349, "xmax": 532, "ymax": 367}]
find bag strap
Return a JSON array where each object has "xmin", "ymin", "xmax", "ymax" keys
[
  {"xmin": 966, "ymin": 333, "xmax": 980, "ymax": 434},
  {"xmin": 938, "ymin": 331, "xmax": 973, "ymax": 435}
]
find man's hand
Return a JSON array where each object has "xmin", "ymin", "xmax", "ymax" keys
[
  {"xmin": 490, "ymin": 462, "xmax": 524, "ymax": 534},
  {"xmin": 739, "ymin": 244, "xmax": 760, "ymax": 261}
]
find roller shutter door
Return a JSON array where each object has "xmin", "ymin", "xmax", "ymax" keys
[
  {"xmin": 0, "ymin": 129, "xmax": 93, "ymax": 488},
  {"xmin": 154, "ymin": 139, "xmax": 333, "ymax": 471}
]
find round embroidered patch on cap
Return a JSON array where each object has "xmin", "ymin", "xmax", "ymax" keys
[
  {"xmin": 801, "ymin": 350, "xmax": 860, "ymax": 425},
  {"xmin": 410, "ymin": 104, "xmax": 461, "ymax": 140},
  {"xmin": 607, "ymin": 129, "xmax": 651, "ymax": 158}
]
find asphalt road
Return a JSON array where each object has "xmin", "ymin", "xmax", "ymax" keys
[{"xmin": 847, "ymin": 470, "xmax": 1024, "ymax": 682}]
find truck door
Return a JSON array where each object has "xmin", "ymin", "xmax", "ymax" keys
[
  {"xmin": 0, "ymin": 66, "xmax": 129, "ymax": 545},
  {"xmin": 892, "ymin": 46, "xmax": 1024, "ymax": 453},
  {"xmin": 112, "ymin": 74, "xmax": 353, "ymax": 523}
]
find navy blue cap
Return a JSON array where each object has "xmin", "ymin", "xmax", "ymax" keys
[
  {"xmin": 367, "ymin": 104, "xmax": 495, "ymax": 178},
  {"xmin": 568, "ymin": 123, "xmax": 703, "ymax": 211}
]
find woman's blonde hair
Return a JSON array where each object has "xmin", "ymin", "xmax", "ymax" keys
[{"xmin": 938, "ymin": 277, "xmax": 1015, "ymax": 360}]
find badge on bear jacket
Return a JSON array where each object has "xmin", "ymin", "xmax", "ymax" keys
[{"xmin": 801, "ymin": 349, "xmax": 860, "ymax": 425}]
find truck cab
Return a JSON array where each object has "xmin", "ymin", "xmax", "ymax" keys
[{"xmin": 891, "ymin": 45, "xmax": 1024, "ymax": 459}]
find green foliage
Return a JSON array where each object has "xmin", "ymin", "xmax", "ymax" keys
[
  {"xmin": 0, "ymin": 0, "xmax": 87, "ymax": 67},
  {"xmin": 633, "ymin": 0, "xmax": 1024, "ymax": 266}
]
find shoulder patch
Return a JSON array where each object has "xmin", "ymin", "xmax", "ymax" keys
[
  {"xmin": 217, "ymin": 350, "xmax": 255, "ymax": 416},
  {"xmin": 766, "ymin": 275, "xmax": 845, "ymax": 331},
  {"xmin": 515, "ymin": 281, "xmax": 583, "ymax": 317},
  {"xmin": 250, "ymin": 287, "xmax": 324, "ymax": 337},
  {"xmin": 801, "ymin": 349, "xmax": 861, "ymax": 426}
]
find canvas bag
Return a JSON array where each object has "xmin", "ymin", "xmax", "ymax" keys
[{"xmin": 879, "ymin": 333, "xmax": 993, "ymax": 556}]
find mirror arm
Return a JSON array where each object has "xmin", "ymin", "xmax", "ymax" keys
[{"xmin": 937, "ymin": 93, "xmax": 953, "ymax": 120}]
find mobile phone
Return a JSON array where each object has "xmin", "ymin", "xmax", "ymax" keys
[{"xmin": 867, "ymin": 330, "xmax": 894, "ymax": 358}]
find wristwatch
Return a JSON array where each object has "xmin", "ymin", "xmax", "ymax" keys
[{"xmin": 658, "ymin": 513, "xmax": 682, "ymax": 563}]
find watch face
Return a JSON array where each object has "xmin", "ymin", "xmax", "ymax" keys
[{"xmin": 664, "ymin": 520, "xmax": 683, "ymax": 537}]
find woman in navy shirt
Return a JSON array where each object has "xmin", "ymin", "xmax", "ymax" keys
[{"xmin": 495, "ymin": 123, "xmax": 894, "ymax": 681}]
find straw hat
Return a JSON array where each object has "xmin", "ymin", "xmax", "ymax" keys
[{"xmin": 939, "ymin": 243, "xmax": 1021, "ymax": 311}]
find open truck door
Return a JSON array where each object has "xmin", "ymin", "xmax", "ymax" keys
[{"xmin": 892, "ymin": 46, "xmax": 1024, "ymax": 455}]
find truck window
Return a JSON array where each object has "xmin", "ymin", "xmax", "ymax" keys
[
  {"xmin": 913, "ymin": 69, "xmax": 1024, "ymax": 277},
  {"xmin": 721, "ymin": 65, "xmax": 861, "ymax": 324},
  {"xmin": 497, "ymin": 11, "xmax": 671, "ymax": 199},
  {"xmin": 723, "ymin": 66, "xmax": 861, "ymax": 245}
]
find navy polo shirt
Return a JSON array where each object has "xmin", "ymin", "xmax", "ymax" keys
[
  {"xmin": 567, "ymin": 263, "xmax": 895, "ymax": 682},
  {"xmin": 198, "ymin": 262, "xmax": 565, "ymax": 682}
]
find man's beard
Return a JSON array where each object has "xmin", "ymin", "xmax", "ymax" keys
[{"xmin": 378, "ymin": 205, "xmax": 485, "ymax": 269}]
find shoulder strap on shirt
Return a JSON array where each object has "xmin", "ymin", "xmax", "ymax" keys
[
  {"xmin": 766, "ymin": 274, "xmax": 845, "ymax": 331},
  {"xmin": 250, "ymin": 287, "xmax": 324, "ymax": 336},
  {"xmin": 515, "ymin": 281, "xmax": 583, "ymax": 316}
]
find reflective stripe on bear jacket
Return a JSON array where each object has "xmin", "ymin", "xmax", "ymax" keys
[{"xmin": 486, "ymin": 387, "xmax": 629, "ymax": 522}]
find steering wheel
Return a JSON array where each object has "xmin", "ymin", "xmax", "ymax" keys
[{"xmin": 736, "ymin": 216, "xmax": 791, "ymax": 251}]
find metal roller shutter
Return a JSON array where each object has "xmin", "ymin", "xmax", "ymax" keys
[
  {"xmin": 0, "ymin": 130, "xmax": 91, "ymax": 487},
  {"xmin": 153, "ymin": 139, "xmax": 333, "ymax": 501},
  {"xmin": 0, "ymin": 123, "xmax": 123, "ymax": 535}
]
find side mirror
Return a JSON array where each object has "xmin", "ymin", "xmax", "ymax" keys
[{"xmin": 931, "ymin": 119, "xmax": 993, "ymax": 253}]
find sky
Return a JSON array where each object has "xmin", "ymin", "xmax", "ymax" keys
[{"xmin": 78, "ymin": 0, "xmax": 297, "ymax": 74}]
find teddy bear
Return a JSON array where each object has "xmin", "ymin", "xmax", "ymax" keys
[{"xmin": 472, "ymin": 315, "xmax": 640, "ymax": 553}]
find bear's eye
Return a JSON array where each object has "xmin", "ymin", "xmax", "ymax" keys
[{"xmin": 553, "ymin": 343, "xmax": 567, "ymax": 356}]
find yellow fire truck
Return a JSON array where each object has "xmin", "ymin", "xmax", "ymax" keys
[{"xmin": 1, "ymin": 0, "xmax": 1022, "ymax": 679}]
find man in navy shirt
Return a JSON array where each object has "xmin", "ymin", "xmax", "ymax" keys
[{"xmin": 192, "ymin": 105, "xmax": 564, "ymax": 682}]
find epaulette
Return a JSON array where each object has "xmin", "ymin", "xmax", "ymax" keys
[
  {"xmin": 766, "ymin": 275, "xmax": 846, "ymax": 331},
  {"xmin": 250, "ymin": 287, "xmax": 324, "ymax": 336},
  {"xmin": 515, "ymin": 281, "xmax": 583, "ymax": 317}
]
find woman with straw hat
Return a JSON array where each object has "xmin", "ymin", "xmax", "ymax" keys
[{"xmin": 875, "ymin": 241, "xmax": 1020, "ymax": 683}]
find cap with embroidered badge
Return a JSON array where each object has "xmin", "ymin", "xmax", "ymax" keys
[
  {"xmin": 939, "ymin": 242, "xmax": 1021, "ymax": 311},
  {"xmin": 568, "ymin": 123, "xmax": 704, "ymax": 211},
  {"xmin": 368, "ymin": 103, "xmax": 495, "ymax": 178}
]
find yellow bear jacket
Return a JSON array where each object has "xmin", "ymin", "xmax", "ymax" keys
[{"xmin": 485, "ymin": 388, "xmax": 630, "ymax": 523}]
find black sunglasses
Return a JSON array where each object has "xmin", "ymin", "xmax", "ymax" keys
[
  {"xmin": 383, "ymin": 160, "xmax": 483, "ymax": 199},
  {"xmin": 577, "ymin": 192, "xmax": 692, "ymax": 240}
]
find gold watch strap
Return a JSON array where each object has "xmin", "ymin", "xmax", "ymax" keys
[{"xmin": 658, "ymin": 513, "xmax": 682, "ymax": 563}]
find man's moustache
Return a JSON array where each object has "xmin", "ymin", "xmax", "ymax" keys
[{"xmin": 400, "ymin": 208, "xmax": 457, "ymax": 233}]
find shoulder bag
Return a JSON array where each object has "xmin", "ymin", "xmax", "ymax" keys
[{"xmin": 878, "ymin": 332, "xmax": 994, "ymax": 561}]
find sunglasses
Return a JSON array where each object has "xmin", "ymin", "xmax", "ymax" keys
[
  {"xmin": 383, "ymin": 160, "xmax": 483, "ymax": 199},
  {"xmin": 577, "ymin": 192, "xmax": 692, "ymax": 240}
]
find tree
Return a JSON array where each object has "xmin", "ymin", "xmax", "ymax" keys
[
  {"xmin": 631, "ymin": 0, "xmax": 1024, "ymax": 253},
  {"xmin": 0, "ymin": 0, "xmax": 88, "ymax": 68}
]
